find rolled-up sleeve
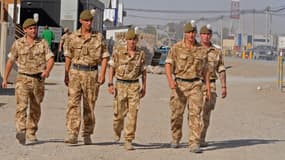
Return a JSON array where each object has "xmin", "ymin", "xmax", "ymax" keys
[
  {"xmin": 217, "ymin": 51, "xmax": 226, "ymax": 73},
  {"xmin": 165, "ymin": 47, "xmax": 174, "ymax": 64}
]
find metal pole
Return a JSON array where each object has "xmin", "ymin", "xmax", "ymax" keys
[
  {"xmin": 252, "ymin": 9, "xmax": 255, "ymax": 49},
  {"xmin": 1, "ymin": 0, "xmax": 4, "ymax": 23},
  {"xmin": 220, "ymin": 16, "xmax": 223, "ymax": 50},
  {"xmin": 13, "ymin": 0, "xmax": 17, "ymax": 24}
]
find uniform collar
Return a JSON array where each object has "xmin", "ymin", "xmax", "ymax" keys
[{"xmin": 75, "ymin": 28, "xmax": 97, "ymax": 37}]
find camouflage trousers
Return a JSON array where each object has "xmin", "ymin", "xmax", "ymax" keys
[
  {"xmin": 170, "ymin": 80, "xmax": 203, "ymax": 147},
  {"xmin": 66, "ymin": 69, "xmax": 100, "ymax": 137},
  {"xmin": 15, "ymin": 75, "xmax": 45, "ymax": 136},
  {"xmin": 201, "ymin": 82, "xmax": 217, "ymax": 143},
  {"xmin": 113, "ymin": 81, "xmax": 140, "ymax": 142}
]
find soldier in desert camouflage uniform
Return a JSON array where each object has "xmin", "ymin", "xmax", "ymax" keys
[
  {"xmin": 108, "ymin": 28, "xmax": 147, "ymax": 150},
  {"xmin": 63, "ymin": 9, "xmax": 109, "ymax": 145},
  {"xmin": 199, "ymin": 25, "xmax": 227, "ymax": 147},
  {"xmin": 165, "ymin": 21, "xmax": 211, "ymax": 153},
  {"xmin": 1, "ymin": 18, "xmax": 54, "ymax": 145}
]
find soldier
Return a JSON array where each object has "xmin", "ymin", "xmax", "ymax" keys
[
  {"xmin": 58, "ymin": 27, "xmax": 71, "ymax": 62},
  {"xmin": 1, "ymin": 18, "xmax": 55, "ymax": 145},
  {"xmin": 63, "ymin": 9, "xmax": 109, "ymax": 145},
  {"xmin": 165, "ymin": 21, "xmax": 211, "ymax": 153},
  {"xmin": 108, "ymin": 28, "xmax": 147, "ymax": 150},
  {"xmin": 199, "ymin": 24, "xmax": 227, "ymax": 147}
]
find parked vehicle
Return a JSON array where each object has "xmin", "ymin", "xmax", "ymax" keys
[{"xmin": 253, "ymin": 45, "xmax": 278, "ymax": 60}]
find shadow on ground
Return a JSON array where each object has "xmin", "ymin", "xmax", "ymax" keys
[{"xmin": 203, "ymin": 139, "xmax": 283, "ymax": 151}]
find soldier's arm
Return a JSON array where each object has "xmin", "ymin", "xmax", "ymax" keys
[
  {"xmin": 64, "ymin": 57, "xmax": 71, "ymax": 86},
  {"xmin": 99, "ymin": 57, "xmax": 108, "ymax": 85},
  {"xmin": 42, "ymin": 57, "xmax": 54, "ymax": 78},
  {"xmin": 219, "ymin": 71, "xmax": 227, "ymax": 98},
  {"xmin": 1, "ymin": 59, "xmax": 14, "ymax": 88}
]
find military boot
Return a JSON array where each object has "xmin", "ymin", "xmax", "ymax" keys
[
  {"xmin": 16, "ymin": 131, "xmax": 26, "ymax": 145},
  {"xmin": 64, "ymin": 134, "xmax": 78, "ymax": 144},
  {"xmin": 26, "ymin": 134, "xmax": 38, "ymax": 143},
  {"xmin": 114, "ymin": 134, "xmax": 120, "ymax": 143},
  {"xmin": 83, "ymin": 135, "xmax": 92, "ymax": 145},
  {"xmin": 200, "ymin": 141, "xmax": 209, "ymax": 147},
  {"xmin": 124, "ymin": 141, "xmax": 134, "ymax": 150},
  {"xmin": 189, "ymin": 144, "xmax": 203, "ymax": 153}
]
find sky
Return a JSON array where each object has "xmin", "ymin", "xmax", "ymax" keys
[{"xmin": 120, "ymin": 0, "xmax": 285, "ymax": 35}]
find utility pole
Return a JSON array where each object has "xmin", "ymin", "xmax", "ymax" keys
[
  {"xmin": 220, "ymin": 16, "xmax": 223, "ymax": 50},
  {"xmin": 252, "ymin": 9, "xmax": 255, "ymax": 49}
]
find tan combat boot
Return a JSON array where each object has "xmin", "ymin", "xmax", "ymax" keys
[
  {"xmin": 16, "ymin": 131, "xmax": 26, "ymax": 145},
  {"xmin": 189, "ymin": 144, "xmax": 203, "ymax": 153},
  {"xmin": 124, "ymin": 140, "xmax": 134, "ymax": 150},
  {"xmin": 26, "ymin": 134, "xmax": 38, "ymax": 143},
  {"xmin": 64, "ymin": 134, "xmax": 78, "ymax": 144}
]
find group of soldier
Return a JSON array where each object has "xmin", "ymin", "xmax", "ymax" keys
[{"xmin": 1, "ymin": 9, "xmax": 226, "ymax": 154}]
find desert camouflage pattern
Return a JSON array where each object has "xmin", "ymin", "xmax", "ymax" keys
[
  {"xmin": 207, "ymin": 45, "xmax": 226, "ymax": 81},
  {"xmin": 165, "ymin": 40, "xmax": 208, "ymax": 79},
  {"xmin": 109, "ymin": 45, "xmax": 145, "ymax": 141},
  {"xmin": 66, "ymin": 69, "xmax": 100, "ymax": 137},
  {"xmin": 65, "ymin": 28, "xmax": 108, "ymax": 137},
  {"xmin": 15, "ymin": 75, "xmax": 44, "ymax": 135},
  {"xmin": 8, "ymin": 37, "xmax": 54, "ymax": 74},
  {"xmin": 201, "ymin": 45, "xmax": 225, "ymax": 143},
  {"xmin": 166, "ymin": 40, "xmax": 208, "ymax": 147},
  {"xmin": 113, "ymin": 82, "xmax": 140, "ymax": 141},
  {"xmin": 64, "ymin": 28, "xmax": 109, "ymax": 65},
  {"xmin": 8, "ymin": 37, "xmax": 53, "ymax": 135},
  {"xmin": 109, "ymin": 45, "xmax": 146, "ymax": 80}
]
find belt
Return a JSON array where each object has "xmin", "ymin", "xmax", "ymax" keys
[
  {"xmin": 72, "ymin": 64, "xmax": 98, "ymax": 71},
  {"xmin": 116, "ymin": 79, "xmax": 139, "ymax": 84},
  {"xmin": 202, "ymin": 79, "xmax": 216, "ymax": 83},
  {"xmin": 175, "ymin": 77, "xmax": 200, "ymax": 83},
  {"xmin": 19, "ymin": 72, "xmax": 42, "ymax": 80}
]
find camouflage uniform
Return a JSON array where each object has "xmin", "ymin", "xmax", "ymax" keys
[
  {"xmin": 8, "ymin": 37, "xmax": 54, "ymax": 137},
  {"xmin": 64, "ymin": 29, "xmax": 109, "ymax": 138},
  {"xmin": 108, "ymin": 45, "xmax": 146, "ymax": 142},
  {"xmin": 201, "ymin": 45, "xmax": 225, "ymax": 143},
  {"xmin": 165, "ymin": 40, "xmax": 208, "ymax": 148}
]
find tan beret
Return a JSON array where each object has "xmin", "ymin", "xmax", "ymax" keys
[
  {"xmin": 125, "ymin": 28, "xmax": 137, "ymax": 40},
  {"xmin": 184, "ymin": 22, "xmax": 197, "ymax": 33},
  {"xmin": 80, "ymin": 9, "xmax": 93, "ymax": 20},
  {"xmin": 22, "ymin": 18, "xmax": 37, "ymax": 29},
  {"xmin": 200, "ymin": 25, "xmax": 212, "ymax": 34}
]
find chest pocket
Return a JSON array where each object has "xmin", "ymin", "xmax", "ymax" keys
[
  {"xmin": 72, "ymin": 43, "xmax": 83, "ymax": 59},
  {"xmin": 87, "ymin": 44, "xmax": 102, "ymax": 64},
  {"xmin": 116, "ymin": 60, "xmax": 128, "ymax": 77},
  {"xmin": 17, "ymin": 47, "xmax": 29, "ymax": 65},
  {"xmin": 176, "ymin": 53, "xmax": 194, "ymax": 72},
  {"xmin": 32, "ymin": 45, "xmax": 46, "ymax": 64},
  {"xmin": 193, "ymin": 56, "xmax": 205, "ymax": 75}
]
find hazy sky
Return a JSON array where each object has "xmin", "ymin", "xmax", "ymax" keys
[{"xmin": 121, "ymin": 0, "xmax": 285, "ymax": 34}]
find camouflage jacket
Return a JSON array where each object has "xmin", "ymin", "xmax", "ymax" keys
[
  {"xmin": 64, "ymin": 28, "xmax": 109, "ymax": 66},
  {"xmin": 109, "ymin": 45, "xmax": 146, "ymax": 80},
  {"xmin": 8, "ymin": 36, "xmax": 54, "ymax": 74},
  {"xmin": 165, "ymin": 40, "xmax": 208, "ymax": 79},
  {"xmin": 207, "ymin": 44, "xmax": 226, "ymax": 80}
]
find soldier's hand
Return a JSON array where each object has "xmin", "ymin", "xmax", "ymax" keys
[
  {"xmin": 1, "ymin": 81, "xmax": 8, "ymax": 88},
  {"xmin": 168, "ymin": 79, "xmax": 177, "ymax": 89},
  {"xmin": 64, "ymin": 75, "xmax": 69, "ymax": 86},
  {"xmin": 221, "ymin": 87, "xmax": 227, "ymax": 98},
  {"xmin": 41, "ymin": 70, "xmax": 50, "ymax": 79},
  {"xmin": 98, "ymin": 76, "xmax": 105, "ymax": 85},
  {"xmin": 108, "ymin": 85, "xmax": 115, "ymax": 95},
  {"xmin": 140, "ymin": 88, "xmax": 146, "ymax": 98}
]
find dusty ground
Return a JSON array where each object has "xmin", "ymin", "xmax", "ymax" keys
[{"xmin": 0, "ymin": 57, "xmax": 285, "ymax": 160}]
